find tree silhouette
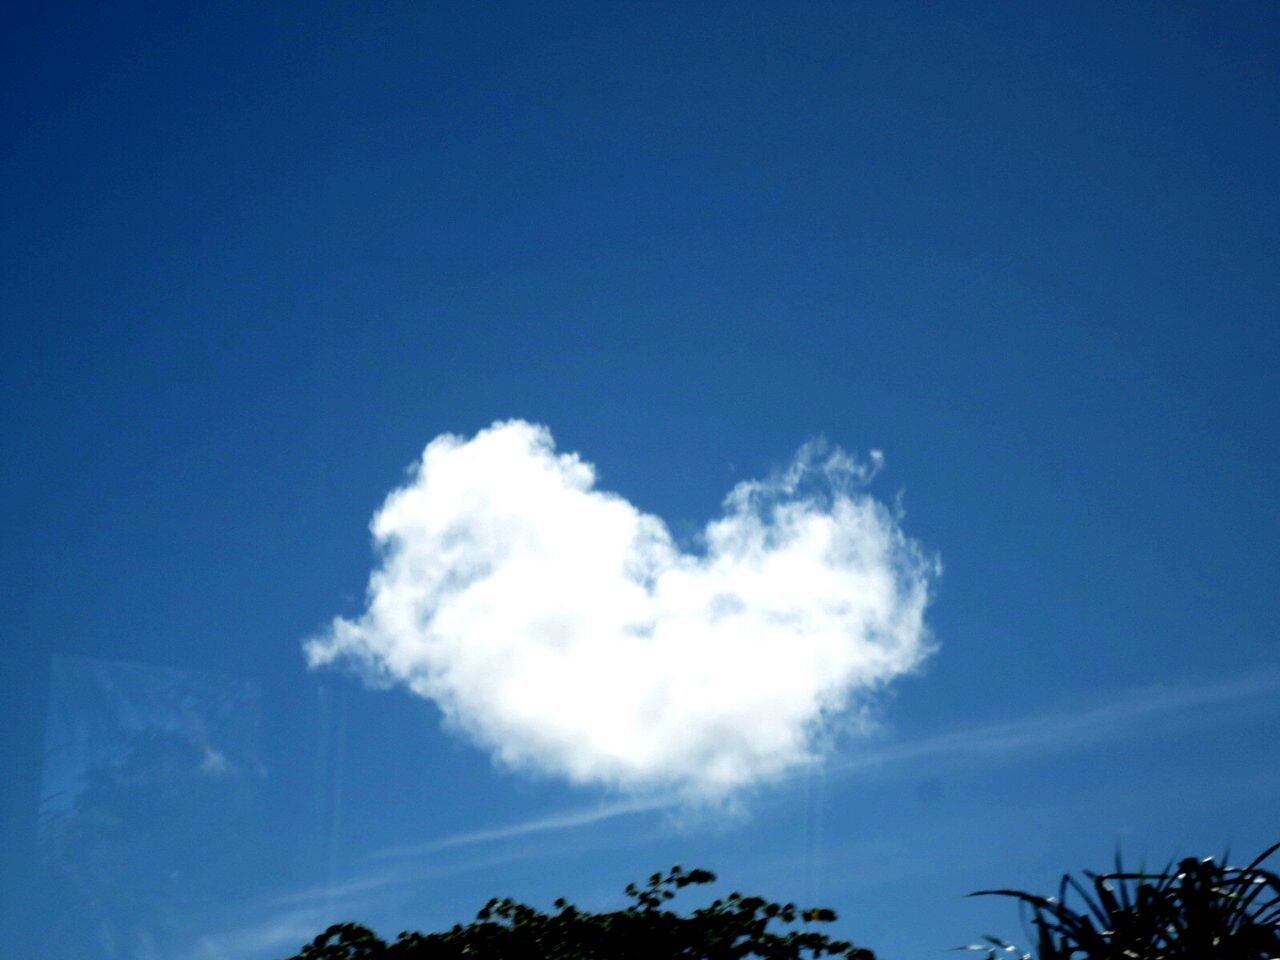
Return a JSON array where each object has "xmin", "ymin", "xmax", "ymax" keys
[
  {"xmin": 285, "ymin": 864, "xmax": 875, "ymax": 960},
  {"xmin": 286, "ymin": 842, "xmax": 1280, "ymax": 960}
]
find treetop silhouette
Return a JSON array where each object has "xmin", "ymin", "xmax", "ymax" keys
[{"xmin": 287, "ymin": 864, "xmax": 874, "ymax": 960}]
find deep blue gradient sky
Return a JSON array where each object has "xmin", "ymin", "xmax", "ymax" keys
[{"xmin": 3, "ymin": 3, "xmax": 1278, "ymax": 959}]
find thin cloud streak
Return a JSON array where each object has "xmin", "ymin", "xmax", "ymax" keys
[
  {"xmin": 203, "ymin": 824, "xmax": 664, "ymax": 957},
  {"xmin": 833, "ymin": 669, "xmax": 1280, "ymax": 777},
  {"xmin": 371, "ymin": 796, "xmax": 674, "ymax": 862},
  {"xmin": 374, "ymin": 670, "xmax": 1280, "ymax": 867},
  {"xmin": 270, "ymin": 845, "xmax": 554, "ymax": 911},
  {"xmin": 195, "ymin": 670, "xmax": 1279, "ymax": 958},
  {"xmin": 195, "ymin": 907, "xmax": 328, "ymax": 960}
]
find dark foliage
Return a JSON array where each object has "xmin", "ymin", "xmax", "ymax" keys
[
  {"xmin": 285, "ymin": 865, "xmax": 875, "ymax": 960},
  {"xmin": 965, "ymin": 842, "xmax": 1280, "ymax": 960}
]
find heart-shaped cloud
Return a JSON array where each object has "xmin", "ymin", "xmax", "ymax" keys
[{"xmin": 305, "ymin": 420, "xmax": 938, "ymax": 800}]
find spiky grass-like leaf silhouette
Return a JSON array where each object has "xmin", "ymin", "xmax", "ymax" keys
[{"xmin": 963, "ymin": 842, "xmax": 1280, "ymax": 960}]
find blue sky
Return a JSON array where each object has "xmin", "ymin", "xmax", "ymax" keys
[{"xmin": 2, "ymin": 2, "xmax": 1278, "ymax": 958}]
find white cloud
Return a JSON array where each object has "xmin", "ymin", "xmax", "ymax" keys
[
  {"xmin": 305, "ymin": 420, "xmax": 938, "ymax": 800},
  {"xmin": 199, "ymin": 746, "xmax": 232, "ymax": 777}
]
